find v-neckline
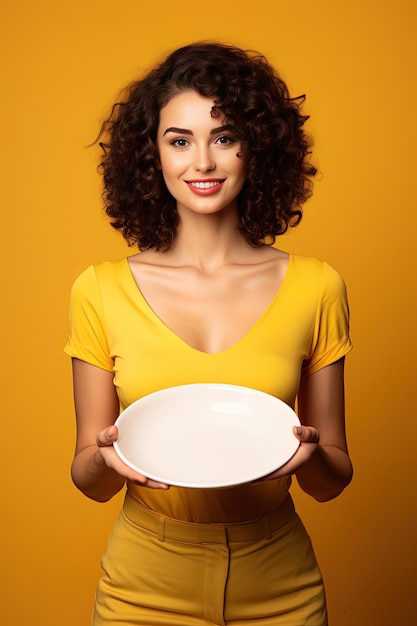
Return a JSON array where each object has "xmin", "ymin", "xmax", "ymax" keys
[{"xmin": 123, "ymin": 254, "xmax": 293, "ymax": 356}]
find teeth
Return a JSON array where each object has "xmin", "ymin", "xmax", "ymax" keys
[{"xmin": 189, "ymin": 181, "xmax": 221, "ymax": 189}]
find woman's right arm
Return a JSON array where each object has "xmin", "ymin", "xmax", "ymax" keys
[{"xmin": 71, "ymin": 358, "xmax": 169, "ymax": 502}]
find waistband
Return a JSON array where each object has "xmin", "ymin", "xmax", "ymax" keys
[{"xmin": 123, "ymin": 493, "xmax": 296, "ymax": 544}]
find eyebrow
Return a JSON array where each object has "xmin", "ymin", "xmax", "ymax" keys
[{"xmin": 163, "ymin": 125, "xmax": 232, "ymax": 137}]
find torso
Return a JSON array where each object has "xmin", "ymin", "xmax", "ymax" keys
[
  {"xmin": 67, "ymin": 252, "xmax": 351, "ymax": 521},
  {"xmin": 128, "ymin": 246, "xmax": 289, "ymax": 355}
]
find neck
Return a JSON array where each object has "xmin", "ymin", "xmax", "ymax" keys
[{"xmin": 168, "ymin": 208, "xmax": 250, "ymax": 273}]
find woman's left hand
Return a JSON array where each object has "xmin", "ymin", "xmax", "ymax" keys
[{"xmin": 255, "ymin": 425, "xmax": 320, "ymax": 482}]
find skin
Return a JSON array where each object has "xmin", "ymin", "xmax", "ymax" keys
[{"xmin": 70, "ymin": 91, "xmax": 353, "ymax": 503}]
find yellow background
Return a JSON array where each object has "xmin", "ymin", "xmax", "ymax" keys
[{"xmin": 2, "ymin": 1, "xmax": 416, "ymax": 624}]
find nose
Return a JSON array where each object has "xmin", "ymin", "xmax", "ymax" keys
[{"xmin": 193, "ymin": 144, "xmax": 215, "ymax": 172}]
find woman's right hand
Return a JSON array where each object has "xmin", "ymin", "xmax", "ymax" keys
[{"xmin": 95, "ymin": 424, "xmax": 170, "ymax": 490}]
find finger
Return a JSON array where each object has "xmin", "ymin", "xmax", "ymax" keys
[
  {"xmin": 143, "ymin": 479, "xmax": 170, "ymax": 490},
  {"xmin": 294, "ymin": 426, "xmax": 320, "ymax": 443},
  {"xmin": 131, "ymin": 476, "xmax": 170, "ymax": 490},
  {"xmin": 96, "ymin": 426, "xmax": 116, "ymax": 447}
]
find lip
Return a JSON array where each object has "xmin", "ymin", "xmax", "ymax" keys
[{"xmin": 184, "ymin": 179, "xmax": 225, "ymax": 196}]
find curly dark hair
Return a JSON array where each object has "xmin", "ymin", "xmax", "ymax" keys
[{"xmin": 97, "ymin": 42, "xmax": 317, "ymax": 251}]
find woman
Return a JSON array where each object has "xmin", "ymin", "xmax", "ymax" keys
[{"xmin": 65, "ymin": 42, "xmax": 353, "ymax": 626}]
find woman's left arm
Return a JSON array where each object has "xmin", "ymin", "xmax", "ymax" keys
[
  {"xmin": 294, "ymin": 357, "xmax": 353, "ymax": 501},
  {"xmin": 262, "ymin": 357, "xmax": 353, "ymax": 501}
]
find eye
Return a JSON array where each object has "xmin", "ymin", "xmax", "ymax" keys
[
  {"xmin": 215, "ymin": 135, "xmax": 236, "ymax": 146},
  {"xmin": 170, "ymin": 138, "xmax": 190, "ymax": 148}
]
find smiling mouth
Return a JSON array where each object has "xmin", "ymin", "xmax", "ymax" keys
[
  {"xmin": 186, "ymin": 179, "xmax": 225, "ymax": 189},
  {"xmin": 184, "ymin": 179, "xmax": 226, "ymax": 197}
]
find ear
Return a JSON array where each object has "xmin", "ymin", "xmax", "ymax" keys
[{"xmin": 155, "ymin": 155, "xmax": 162, "ymax": 170}]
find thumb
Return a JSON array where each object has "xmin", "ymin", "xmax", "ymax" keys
[
  {"xmin": 293, "ymin": 425, "xmax": 319, "ymax": 443},
  {"xmin": 96, "ymin": 425, "xmax": 117, "ymax": 447}
]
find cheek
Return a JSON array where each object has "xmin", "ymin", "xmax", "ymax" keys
[
  {"xmin": 233, "ymin": 158, "xmax": 247, "ymax": 182},
  {"xmin": 159, "ymin": 163, "xmax": 182, "ymax": 196},
  {"xmin": 224, "ymin": 151, "xmax": 245, "ymax": 174},
  {"xmin": 159, "ymin": 153, "xmax": 184, "ymax": 176}
]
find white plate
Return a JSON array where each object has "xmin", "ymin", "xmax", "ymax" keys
[{"xmin": 114, "ymin": 383, "xmax": 300, "ymax": 488}]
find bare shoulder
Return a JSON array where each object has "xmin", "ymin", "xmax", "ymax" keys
[
  {"xmin": 243, "ymin": 245, "xmax": 289, "ymax": 275},
  {"xmin": 256, "ymin": 245, "xmax": 289, "ymax": 263},
  {"xmin": 128, "ymin": 250, "xmax": 169, "ymax": 267}
]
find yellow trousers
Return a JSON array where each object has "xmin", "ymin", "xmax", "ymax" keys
[{"xmin": 92, "ymin": 494, "xmax": 327, "ymax": 625}]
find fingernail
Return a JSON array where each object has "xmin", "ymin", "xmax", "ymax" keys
[{"xmin": 296, "ymin": 426, "xmax": 303, "ymax": 436}]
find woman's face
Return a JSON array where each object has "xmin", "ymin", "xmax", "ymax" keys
[{"xmin": 156, "ymin": 91, "xmax": 246, "ymax": 218}]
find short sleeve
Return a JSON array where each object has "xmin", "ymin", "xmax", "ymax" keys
[
  {"xmin": 64, "ymin": 265, "xmax": 114, "ymax": 371},
  {"xmin": 301, "ymin": 262, "xmax": 352, "ymax": 377}
]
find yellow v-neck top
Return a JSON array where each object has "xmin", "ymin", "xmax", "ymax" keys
[{"xmin": 65, "ymin": 254, "xmax": 352, "ymax": 523}]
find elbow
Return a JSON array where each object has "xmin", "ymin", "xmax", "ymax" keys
[
  {"xmin": 313, "ymin": 487, "xmax": 347, "ymax": 503},
  {"xmin": 87, "ymin": 493, "xmax": 115, "ymax": 503},
  {"xmin": 70, "ymin": 467, "xmax": 121, "ymax": 503},
  {"xmin": 71, "ymin": 476, "xmax": 118, "ymax": 503},
  {"xmin": 313, "ymin": 465, "xmax": 354, "ymax": 503}
]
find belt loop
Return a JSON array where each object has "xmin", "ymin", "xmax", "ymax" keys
[
  {"xmin": 263, "ymin": 517, "xmax": 272, "ymax": 541},
  {"xmin": 158, "ymin": 517, "xmax": 166, "ymax": 542}
]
